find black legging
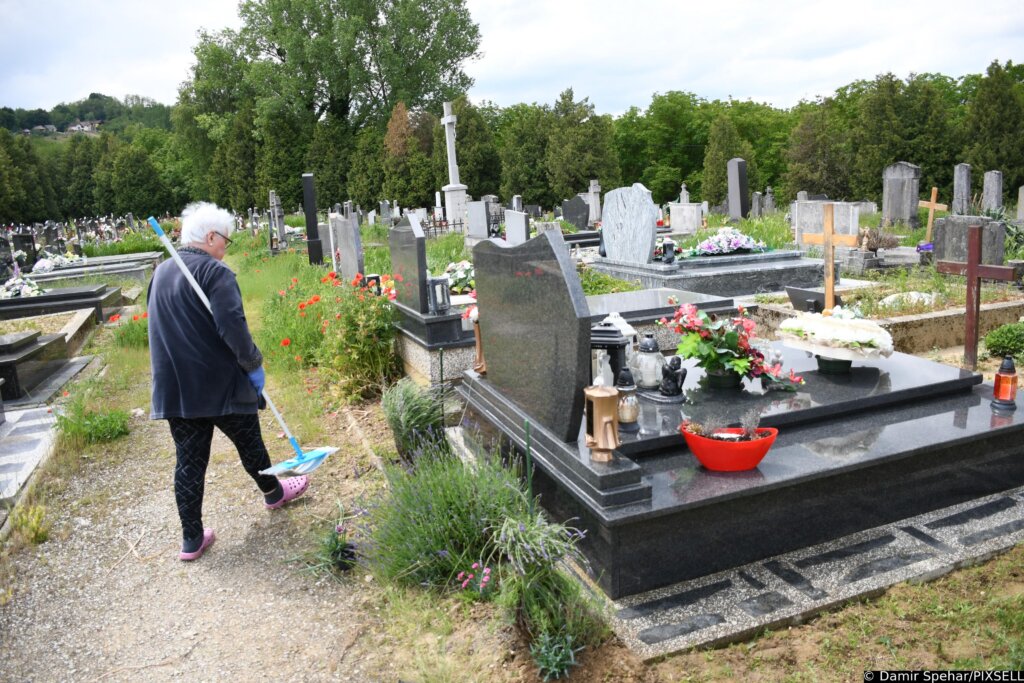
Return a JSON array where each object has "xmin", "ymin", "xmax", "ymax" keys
[{"xmin": 167, "ymin": 413, "xmax": 280, "ymax": 542}]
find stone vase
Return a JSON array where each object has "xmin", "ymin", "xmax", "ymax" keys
[
  {"xmin": 704, "ymin": 369, "xmax": 742, "ymax": 389},
  {"xmin": 473, "ymin": 320, "xmax": 487, "ymax": 375}
]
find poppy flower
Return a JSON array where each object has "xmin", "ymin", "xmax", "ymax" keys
[
  {"xmin": 141, "ymin": 312, "xmax": 148, "ymax": 319},
  {"xmin": 310, "ymin": 295, "xmax": 321, "ymax": 303},
  {"xmin": 298, "ymin": 302, "xmax": 307, "ymax": 310},
  {"xmin": 281, "ymin": 338, "xmax": 291, "ymax": 347},
  {"xmin": 335, "ymin": 313, "xmax": 341, "ymax": 319},
  {"xmin": 294, "ymin": 355, "xmax": 302, "ymax": 362},
  {"xmin": 299, "ymin": 312, "xmax": 306, "ymax": 317},
  {"xmin": 394, "ymin": 274, "xmax": 404, "ymax": 282},
  {"xmin": 358, "ymin": 295, "xmax": 365, "ymax": 302},
  {"xmin": 328, "ymin": 271, "xmax": 337, "ymax": 279},
  {"xmin": 108, "ymin": 314, "xmax": 121, "ymax": 322},
  {"xmin": 291, "ymin": 277, "xmax": 298, "ymax": 283},
  {"xmin": 132, "ymin": 315, "xmax": 139, "ymax": 321},
  {"xmin": 278, "ymin": 290, "xmax": 286, "ymax": 296}
]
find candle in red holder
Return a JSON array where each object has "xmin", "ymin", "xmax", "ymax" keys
[{"xmin": 992, "ymin": 355, "xmax": 1018, "ymax": 410}]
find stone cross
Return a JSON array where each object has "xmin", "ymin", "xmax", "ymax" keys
[
  {"xmin": 588, "ymin": 179, "xmax": 602, "ymax": 225},
  {"xmin": 799, "ymin": 203, "xmax": 859, "ymax": 312},
  {"xmin": 441, "ymin": 102, "xmax": 468, "ymax": 225},
  {"xmin": 937, "ymin": 224, "xmax": 1022, "ymax": 370},
  {"xmin": 917, "ymin": 187, "xmax": 948, "ymax": 243}
]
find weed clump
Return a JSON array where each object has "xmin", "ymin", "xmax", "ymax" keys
[
  {"xmin": 381, "ymin": 378, "xmax": 449, "ymax": 462},
  {"xmin": 56, "ymin": 392, "xmax": 130, "ymax": 450},
  {"xmin": 985, "ymin": 321, "xmax": 1024, "ymax": 360}
]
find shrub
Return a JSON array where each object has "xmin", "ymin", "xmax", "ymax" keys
[
  {"xmin": 985, "ymin": 321, "xmax": 1024, "ymax": 359},
  {"xmin": 381, "ymin": 378, "xmax": 450, "ymax": 461},
  {"xmin": 56, "ymin": 392, "xmax": 130, "ymax": 449},
  {"xmin": 10, "ymin": 503, "xmax": 49, "ymax": 545},
  {"xmin": 113, "ymin": 312, "xmax": 148, "ymax": 348},
  {"xmin": 364, "ymin": 444, "xmax": 529, "ymax": 588}
]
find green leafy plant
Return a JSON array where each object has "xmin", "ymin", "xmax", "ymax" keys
[
  {"xmin": 83, "ymin": 231, "xmax": 166, "ymax": 257},
  {"xmin": 56, "ymin": 392, "xmax": 130, "ymax": 449},
  {"xmin": 381, "ymin": 377, "xmax": 450, "ymax": 462},
  {"xmin": 576, "ymin": 265, "xmax": 641, "ymax": 296},
  {"xmin": 10, "ymin": 503, "xmax": 49, "ymax": 545},
  {"xmin": 529, "ymin": 631, "xmax": 583, "ymax": 682},
  {"xmin": 985, "ymin": 321, "xmax": 1024, "ymax": 359},
  {"xmin": 296, "ymin": 502, "xmax": 360, "ymax": 579},
  {"xmin": 113, "ymin": 311, "xmax": 148, "ymax": 348},
  {"xmin": 364, "ymin": 444, "xmax": 528, "ymax": 588},
  {"xmin": 443, "ymin": 260, "xmax": 475, "ymax": 294}
]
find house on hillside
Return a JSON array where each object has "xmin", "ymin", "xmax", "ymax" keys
[
  {"xmin": 30, "ymin": 124, "xmax": 57, "ymax": 135},
  {"xmin": 67, "ymin": 120, "xmax": 100, "ymax": 133}
]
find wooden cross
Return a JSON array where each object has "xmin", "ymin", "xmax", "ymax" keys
[
  {"xmin": 936, "ymin": 225, "xmax": 1022, "ymax": 370},
  {"xmin": 800, "ymin": 203, "xmax": 859, "ymax": 312},
  {"xmin": 918, "ymin": 187, "xmax": 948, "ymax": 244}
]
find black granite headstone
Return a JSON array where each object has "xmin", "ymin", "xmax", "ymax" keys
[
  {"xmin": 786, "ymin": 286, "xmax": 843, "ymax": 313},
  {"xmin": 388, "ymin": 215, "xmax": 429, "ymax": 314},
  {"xmin": 562, "ymin": 196, "xmax": 589, "ymax": 232},
  {"xmin": 473, "ymin": 231, "xmax": 591, "ymax": 442},
  {"xmin": 12, "ymin": 234, "xmax": 37, "ymax": 268}
]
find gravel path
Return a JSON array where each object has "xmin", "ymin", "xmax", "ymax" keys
[{"xmin": 0, "ymin": 411, "xmax": 391, "ymax": 682}]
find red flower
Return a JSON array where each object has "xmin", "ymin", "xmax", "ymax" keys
[
  {"xmin": 358, "ymin": 294, "xmax": 365, "ymax": 302},
  {"xmin": 291, "ymin": 277, "xmax": 298, "ymax": 283},
  {"xmin": 132, "ymin": 315, "xmax": 139, "ymax": 321},
  {"xmin": 108, "ymin": 314, "xmax": 121, "ymax": 322},
  {"xmin": 281, "ymin": 338, "xmax": 291, "ymax": 347},
  {"xmin": 294, "ymin": 355, "xmax": 302, "ymax": 362},
  {"xmin": 335, "ymin": 313, "xmax": 341, "ymax": 319},
  {"xmin": 298, "ymin": 302, "xmax": 307, "ymax": 310},
  {"xmin": 142, "ymin": 312, "xmax": 148, "ymax": 319},
  {"xmin": 310, "ymin": 295, "xmax": 321, "ymax": 303},
  {"xmin": 328, "ymin": 271, "xmax": 337, "ymax": 279},
  {"xmin": 299, "ymin": 312, "xmax": 307, "ymax": 317},
  {"xmin": 243, "ymin": 252, "xmax": 249, "ymax": 257},
  {"xmin": 394, "ymin": 274, "xmax": 404, "ymax": 282},
  {"xmin": 278, "ymin": 290, "xmax": 286, "ymax": 296}
]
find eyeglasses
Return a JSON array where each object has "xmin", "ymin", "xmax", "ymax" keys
[{"xmin": 212, "ymin": 231, "xmax": 233, "ymax": 246}]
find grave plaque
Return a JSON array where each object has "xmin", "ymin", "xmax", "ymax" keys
[
  {"xmin": 504, "ymin": 210, "xmax": 530, "ymax": 246},
  {"xmin": 388, "ymin": 215, "xmax": 429, "ymax": 314},
  {"xmin": 601, "ymin": 183, "xmax": 658, "ymax": 264},
  {"xmin": 727, "ymin": 158, "xmax": 750, "ymax": 221},
  {"xmin": 467, "ymin": 201, "xmax": 489, "ymax": 238},
  {"xmin": 953, "ymin": 163, "xmax": 971, "ymax": 215},
  {"xmin": 933, "ymin": 215, "xmax": 1005, "ymax": 265},
  {"xmin": 329, "ymin": 214, "xmax": 364, "ymax": 282},
  {"xmin": 561, "ymin": 196, "xmax": 590, "ymax": 232},
  {"xmin": 882, "ymin": 161, "xmax": 922, "ymax": 227},
  {"xmin": 473, "ymin": 231, "xmax": 591, "ymax": 442},
  {"xmin": 982, "ymin": 170, "xmax": 1003, "ymax": 213}
]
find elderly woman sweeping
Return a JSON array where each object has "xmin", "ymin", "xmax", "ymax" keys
[{"xmin": 148, "ymin": 202, "xmax": 309, "ymax": 561}]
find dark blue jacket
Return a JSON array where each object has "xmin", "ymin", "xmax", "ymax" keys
[{"xmin": 148, "ymin": 247, "xmax": 263, "ymax": 419}]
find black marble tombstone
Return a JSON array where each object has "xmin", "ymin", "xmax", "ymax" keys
[
  {"xmin": 786, "ymin": 286, "xmax": 843, "ymax": 313},
  {"xmin": 12, "ymin": 234, "xmax": 37, "ymax": 268},
  {"xmin": 473, "ymin": 231, "xmax": 591, "ymax": 442},
  {"xmin": 561, "ymin": 196, "xmax": 590, "ymax": 232}
]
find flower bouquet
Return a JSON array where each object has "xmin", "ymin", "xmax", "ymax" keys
[
  {"xmin": 778, "ymin": 307, "xmax": 894, "ymax": 373},
  {"xmin": 653, "ymin": 237, "xmax": 682, "ymax": 259},
  {"xmin": 687, "ymin": 227, "xmax": 766, "ymax": 257},
  {"xmin": 660, "ymin": 303, "xmax": 803, "ymax": 389},
  {"xmin": 0, "ymin": 274, "xmax": 43, "ymax": 299},
  {"xmin": 679, "ymin": 409, "xmax": 778, "ymax": 471},
  {"xmin": 444, "ymin": 260, "xmax": 475, "ymax": 294}
]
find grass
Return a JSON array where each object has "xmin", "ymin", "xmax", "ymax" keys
[
  {"xmin": 577, "ymin": 266, "xmax": 642, "ymax": 295},
  {"xmin": 83, "ymin": 232, "xmax": 166, "ymax": 258}
]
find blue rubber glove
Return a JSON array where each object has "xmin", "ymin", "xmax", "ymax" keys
[{"xmin": 247, "ymin": 367, "xmax": 266, "ymax": 396}]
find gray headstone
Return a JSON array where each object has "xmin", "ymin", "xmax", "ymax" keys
[
  {"xmin": 588, "ymin": 179, "xmax": 602, "ymax": 224},
  {"xmin": 934, "ymin": 215, "xmax": 1005, "ymax": 265},
  {"xmin": 601, "ymin": 183, "xmax": 658, "ymax": 264},
  {"xmin": 791, "ymin": 201, "xmax": 860, "ymax": 244},
  {"xmin": 12, "ymin": 234, "xmax": 37, "ymax": 267},
  {"xmin": 764, "ymin": 187, "xmax": 776, "ymax": 214},
  {"xmin": 524, "ymin": 204, "xmax": 542, "ymax": 218},
  {"xmin": 388, "ymin": 215, "xmax": 428, "ymax": 314},
  {"xmin": 751, "ymin": 192, "xmax": 763, "ymax": 218},
  {"xmin": 534, "ymin": 221, "xmax": 560, "ymax": 236},
  {"xmin": 379, "ymin": 200, "xmax": 392, "ymax": 224},
  {"xmin": 679, "ymin": 183, "xmax": 690, "ymax": 204},
  {"xmin": 367, "ymin": 210, "xmax": 377, "ymax": 225},
  {"xmin": 668, "ymin": 203, "xmax": 702, "ymax": 235},
  {"xmin": 953, "ymin": 163, "xmax": 971, "ymax": 215},
  {"xmin": 1018, "ymin": 187, "xmax": 1024, "ymax": 221},
  {"xmin": 511, "ymin": 195, "xmax": 523, "ymax": 212},
  {"xmin": 480, "ymin": 194, "xmax": 499, "ymax": 204},
  {"xmin": 473, "ymin": 231, "xmax": 590, "ymax": 442},
  {"xmin": 330, "ymin": 214, "xmax": 364, "ymax": 283},
  {"xmin": 797, "ymin": 191, "xmax": 809, "ymax": 201},
  {"xmin": 882, "ymin": 161, "xmax": 922, "ymax": 227},
  {"xmin": 982, "ymin": 170, "xmax": 1003, "ymax": 213},
  {"xmin": 504, "ymin": 210, "xmax": 530, "ymax": 246},
  {"xmin": 561, "ymin": 196, "xmax": 589, "ymax": 231},
  {"xmin": 727, "ymin": 158, "xmax": 750, "ymax": 221},
  {"xmin": 467, "ymin": 201, "xmax": 489, "ymax": 238}
]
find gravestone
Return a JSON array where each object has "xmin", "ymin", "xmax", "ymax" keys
[
  {"xmin": 982, "ymin": 171, "xmax": 1003, "ymax": 213},
  {"xmin": 367, "ymin": 210, "xmax": 377, "ymax": 225},
  {"xmin": 668, "ymin": 202, "xmax": 702, "ymax": 235},
  {"xmin": 791, "ymin": 201, "xmax": 860, "ymax": 244},
  {"xmin": 601, "ymin": 184, "xmax": 658, "ymax": 264},
  {"xmin": 329, "ymin": 214, "xmax": 364, "ymax": 283},
  {"xmin": 379, "ymin": 200, "xmax": 392, "ymax": 224},
  {"xmin": 588, "ymin": 179, "xmax": 602, "ymax": 225},
  {"xmin": 12, "ymin": 234, "xmax": 37, "ymax": 268},
  {"xmin": 1018, "ymin": 187, "xmax": 1024, "ymax": 221},
  {"xmin": 441, "ymin": 102, "xmax": 469, "ymax": 225},
  {"xmin": 534, "ymin": 222, "xmax": 560, "ymax": 236},
  {"xmin": 504, "ymin": 210, "xmax": 530, "ymax": 246},
  {"xmin": 953, "ymin": 163, "xmax": 971, "ymax": 215},
  {"xmin": 764, "ymin": 187, "xmax": 776, "ymax": 214},
  {"xmin": 751, "ymin": 192, "xmax": 763, "ymax": 218},
  {"xmin": 467, "ymin": 201, "xmax": 489, "ymax": 239},
  {"xmin": 727, "ymin": 158, "xmax": 750, "ymax": 221},
  {"xmin": 679, "ymin": 183, "xmax": 690, "ymax": 204},
  {"xmin": 525, "ymin": 204, "xmax": 542, "ymax": 218},
  {"xmin": 473, "ymin": 231, "xmax": 590, "ymax": 442},
  {"xmin": 561, "ymin": 196, "xmax": 590, "ymax": 232},
  {"xmin": 509, "ymin": 195, "xmax": 523, "ymax": 213},
  {"xmin": 933, "ymin": 215, "xmax": 1005, "ymax": 265},
  {"xmin": 882, "ymin": 162, "xmax": 922, "ymax": 227},
  {"xmin": 388, "ymin": 215, "xmax": 428, "ymax": 314},
  {"xmin": 797, "ymin": 191, "xmax": 809, "ymax": 201}
]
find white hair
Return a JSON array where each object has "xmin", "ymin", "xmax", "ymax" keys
[{"xmin": 180, "ymin": 202, "xmax": 234, "ymax": 244}]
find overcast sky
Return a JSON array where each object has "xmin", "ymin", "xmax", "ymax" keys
[{"xmin": 1, "ymin": 0, "xmax": 1022, "ymax": 115}]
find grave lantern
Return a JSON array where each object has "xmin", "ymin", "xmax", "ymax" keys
[
  {"xmin": 590, "ymin": 321, "xmax": 629, "ymax": 386},
  {"xmin": 633, "ymin": 333, "xmax": 665, "ymax": 389},
  {"xmin": 584, "ymin": 385, "xmax": 619, "ymax": 462},
  {"xmin": 992, "ymin": 356, "xmax": 1018, "ymax": 410},
  {"xmin": 661, "ymin": 239, "xmax": 676, "ymax": 265},
  {"xmin": 426, "ymin": 275, "xmax": 451, "ymax": 314},
  {"xmin": 615, "ymin": 368, "xmax": 640, "ymax": 433}
]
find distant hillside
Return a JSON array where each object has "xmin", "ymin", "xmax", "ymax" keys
[{"xmin": 1, "ymin": 93, "xmax": 172, "ymax": 134}]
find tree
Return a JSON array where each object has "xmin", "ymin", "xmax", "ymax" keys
[
  {"xmin": 544, "ymin": 88, "xmax": 620, "ymax": 205},
  {"xmin": 782, "ymin": 101, "xmax": 852, "ymax": 201},
  {"xmin": 92, "ymin": 135, "xmax": 120, "ymax": 215},
  {"xmin": 382, "ymin": 102, "xmax": 433, "ymax": 208},
  {"xmin": 613, "ymin": 106, "xmax": 648, "ymax": 186},
  {"xmin": 431, "ymin": 95, "xmax": 499, "ymax": 197},
  {"xmin": 111, "ymin": 146, "xmax": 168, "ymax": 216},
  {"xmin": 903, "ymin": 76, "xmax": 956, "ymax": 197},
  {"xmin": 963, "ymin": 60, "xmax": 1024, "ymax": 201},
  {"xmin": 849, "ymin": 74, "xmax": 906, "ymax": 200},
  {"xmin": 496, "ymin": 103, "xmax": 553, "ymax": 206},
  {"xmin": 62, "ymin": 134, "xmax": 99, "ymax": 217},
  {"xmin": 347, "ymin": 126, "xmax": 385, "ymax": 208},
  {"xmin": 701, "ymin": 114, "xmax": 757, "ymax": 206}
]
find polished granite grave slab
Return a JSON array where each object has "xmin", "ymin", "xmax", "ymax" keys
[
  {"xmin": 607, "ymin": 485, "xmax": 1024, "ymax": 659},
  {"xmin": 590, "ymin": 250, "xmax": 830, "ymax": 296},
  {"xmin": 458, "ymin": 341, "xmax": 1024, "ymax": 597},
  {"xmin": 0, "ymin": 285, "xmax": 121, "ymax": 322},
  {"xmin": 585, "ymin": 288, "xmax": 734, "ymax": 324}
]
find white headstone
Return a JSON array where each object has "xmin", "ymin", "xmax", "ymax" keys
[
  {"xmin": 668, "ymin": 203, "xmax": 702, "ymax": 235},
  {"xmin": 601, "ymin": 183, "xmax": 658, "ymax": 264},
  {"xmin": 982, "ymin": 170, "xmax": 1003, "ymax": 213},
  {"xmin": 467, "ymin": 201, "xmax": 488, "ymax": 238},
  {"xmin": 953, "ymin": 163, "xmax": 971, "ymax": 215},
  {"xmin": 441, "ymin": 101, "xmax": 468, "ymax": 226},
  {"xmin": 588, "ymin": 179, "xmax": 602, "ymax": 225},
  {"xmin": 504, "ymin": 210, "xmax": 529, "ymax": 246},
  {"xmin": 679, "ymin": 183, "xmax": 690, "ymax": 204}
]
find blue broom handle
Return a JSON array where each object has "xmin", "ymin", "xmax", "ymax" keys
[{"xmin": 147, "ymin": 217, "xmax": 302, "ymax": 458}]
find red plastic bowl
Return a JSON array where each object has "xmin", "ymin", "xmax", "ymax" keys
[{"xmin": 680, "ymin": 427, "xmax": 778, "ymax": 472}]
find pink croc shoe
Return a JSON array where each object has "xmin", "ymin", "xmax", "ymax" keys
[
  {"xmin": 265, "ymin": 475, "xmax": 309, "ymax": 510},
  {"xmin": 179, "ymin": 528, "xmax": 216, "ymax": 561}
]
